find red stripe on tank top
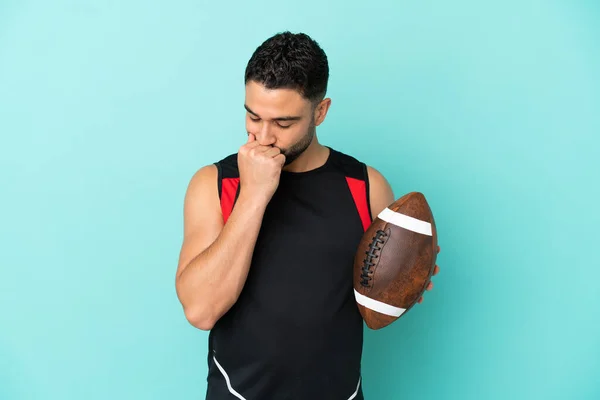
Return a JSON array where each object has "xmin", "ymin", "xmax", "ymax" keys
[
  {"xmin": 221, "ymin": 177, "xmax": 240, "ymax": 224},
  {"xmin": 345, "ymin": 177, "xmax": 371, "ymax": 232}
]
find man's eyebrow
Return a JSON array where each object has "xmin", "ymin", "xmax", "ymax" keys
[
  {"xmin": 244, "ymin": 104, "xmax": 258, "ymax": 116},
  {"xmin": 244, "ymin": 104, "xmax": 302, "ymax": 122}
]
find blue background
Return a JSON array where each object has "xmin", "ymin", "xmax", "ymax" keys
[{"xmin": 1, "ymin": 1, "xmax": 598, "ymax": 399}]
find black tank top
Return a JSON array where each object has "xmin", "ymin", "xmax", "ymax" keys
[{"xmin": 206, "ymin": 147, "xmax": 373, "ymax": 400}]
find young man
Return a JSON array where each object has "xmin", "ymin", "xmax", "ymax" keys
[{"xmin": 175, "ymin": 32, "xmax": 438, "ymax": 400}]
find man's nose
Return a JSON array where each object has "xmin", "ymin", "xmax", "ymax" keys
[{"xmin": 254, "ymin": 122, "xmax": 276, "ymax": 146}]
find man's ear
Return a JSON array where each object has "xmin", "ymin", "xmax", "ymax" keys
[{"xmin": 314, "ymin": 98, "xmax": 332, "ymax": 126}]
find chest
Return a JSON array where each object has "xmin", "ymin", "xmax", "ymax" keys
[{"xmin": 245, "ymin": 175, "xmax": 365, "ymax": 297}]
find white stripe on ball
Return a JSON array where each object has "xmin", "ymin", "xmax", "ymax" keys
[
  {"xmin": 378, "ymin": 207, "xmax": 432, "ymax": 236},
  {"xmin": 354, "ymin": 289, "xmax": 406, "ymax": 317}
]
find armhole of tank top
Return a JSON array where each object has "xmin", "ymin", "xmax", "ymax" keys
[
  {"xmin": 215, "ymin": 162, "xmax": 223, "ymax": 202},
  {"xmin": 214, "ymin": 162, "xmax": 224, "ymax": 222},
  {"xmin": 362, "ymin": 162, "xmax": 374, "ymax": 222}
]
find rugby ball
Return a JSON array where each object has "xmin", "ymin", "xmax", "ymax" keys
[{"xmin": 353, "ymin": 192, "xmax": 438, "ymax": 329}]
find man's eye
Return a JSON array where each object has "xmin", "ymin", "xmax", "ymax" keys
[{"xmin": 277, "ymin": 123, "xmax": 292, "ymax": 129}]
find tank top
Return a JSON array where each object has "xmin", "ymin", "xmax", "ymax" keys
[{"xmin": 205, "ymin": 147, "xmax": 373, "ymax": 400}]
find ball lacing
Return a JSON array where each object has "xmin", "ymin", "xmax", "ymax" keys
[{"xmin": 360, "ymin": 229, "xmax": 388, "ymax": 287}]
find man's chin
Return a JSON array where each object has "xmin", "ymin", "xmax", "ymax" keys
[
  {"xmin": 283, "ymin": 156, "xmax": 295, "ymax": 166},
  {"xmin": 283, "ymin": 151, "xmax": 302, "ymax": 166}
]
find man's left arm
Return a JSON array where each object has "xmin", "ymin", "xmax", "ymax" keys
[{"xmin": 366, "ymin": 166, "xmax": 440, "ymax": 303}]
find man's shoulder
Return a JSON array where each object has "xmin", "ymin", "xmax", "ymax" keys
[
  {"xmin": 327, "ymin": 147, "xmax": 369, "ymax": 180},
  {"xmin": 213, "ymin": 152, "xmax": 239, "ymax": 179},
  {"xmin": 328, "ymin": 147, "xmax": 388, "ymax": 181},
  {"xmin": 328, "ymin": 147, "xmax": 365, "ymax": 165},
  {"xmin": 214, "ymin": 152, "xmax": 238, "ymax": 168},
  {"xmin": 328, "ymin": 146, "xmax": 395, "ymax": 209}
]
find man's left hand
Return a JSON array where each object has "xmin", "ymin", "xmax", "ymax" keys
[{"xmin": 417, "ymin": 245, "xmax": 441, "ymax": 304}]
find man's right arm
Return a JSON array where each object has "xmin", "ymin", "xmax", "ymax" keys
[{"xmin": 175, "ymin": 164, "xmax": 269, "ymax": 331}]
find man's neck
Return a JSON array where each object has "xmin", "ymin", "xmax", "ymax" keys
[{"xmin": 283, "ymin": 141, "xmax": 329, "ymax": 173}]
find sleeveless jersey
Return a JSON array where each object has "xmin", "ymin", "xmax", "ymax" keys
[{"xmin": 205, "ymin": 147, "xmax": 373, "ymax": 400}]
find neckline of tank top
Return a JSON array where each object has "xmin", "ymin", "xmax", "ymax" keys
[{"xmin": 280, "ymin": 146, "xmax": 333, "ymax": 177}]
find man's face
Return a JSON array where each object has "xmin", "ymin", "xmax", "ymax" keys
[{"xmin": 244, "ymin": 80, "xmax": 318, "ymax": 165}]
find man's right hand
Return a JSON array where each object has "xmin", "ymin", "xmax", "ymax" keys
[{"xmin": 237, "ymin": 133, "xmax": 286, "ymax": 202}]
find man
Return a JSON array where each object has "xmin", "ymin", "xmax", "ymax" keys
[{"xmin": 175, "ymin": 31, "xmax": 438, "ymax": 400}]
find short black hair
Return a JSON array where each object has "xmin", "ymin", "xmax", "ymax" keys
[{"xmin": 245, "ymin": 31, "xmax": 329, "ymax": 102}]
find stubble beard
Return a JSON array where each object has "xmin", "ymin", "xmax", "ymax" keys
[{"xmin": 281, "ymin": 122, "xmax": 316, "ymax": 166}]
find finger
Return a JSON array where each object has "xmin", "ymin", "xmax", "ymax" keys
[
  {"xmin": 263, "ymin": 146, "xmax": 282, "ymax": 158},
  {"xmin": 426, "ymin": 281, "xmax": 434, "ymax": 291},
  {"xmin": 274, "ymin": 153, "xmax": 286, "ymax": 167},
  {"xmin": 244, "ymin": 138, "xmax": 262, "ymax": 150},
  {"xmin": 247, "ymin": 133, "xmax": 255, "ymax": 143},
  {"xmin": 418, "ymin": 296, "xmax": 423, "ymax": 304},
  {"xmin": 252, "ymin": 144, "xmax": 278, "ymax": 154},
  {"xmin": 437, "ymin": 245, "xmax": 441, "ymax": 253},
  {"xmin": 433, "ymin": 265, "xmax": 440, "ymax": 275}
]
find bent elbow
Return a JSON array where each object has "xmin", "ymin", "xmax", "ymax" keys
[
  {"xmin": 184, "ymin": 306, "xmax": 216, "ymax": 331},
  {"xmin": 193, "ymin": 317, "xmax": 215, "ymax": 331}
]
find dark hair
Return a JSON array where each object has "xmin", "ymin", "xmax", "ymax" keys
[{"xmin": 245, "ymin": 31, "xmax": 329, "ymax": 102}]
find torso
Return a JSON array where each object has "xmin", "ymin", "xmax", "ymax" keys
[{"xmin": 206, "ymin": 147, "xmax": 372, "ymax": 400}]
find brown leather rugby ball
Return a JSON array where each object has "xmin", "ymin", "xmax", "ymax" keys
[{"xmin": 353, "ymin": 192, "xmax": 438, "ymax": 329}]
